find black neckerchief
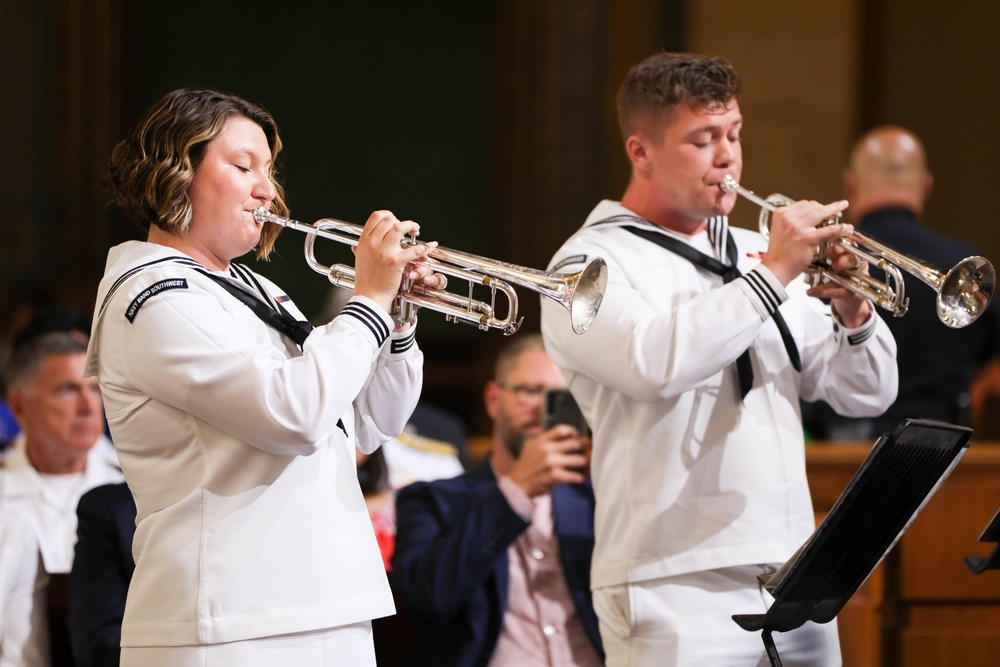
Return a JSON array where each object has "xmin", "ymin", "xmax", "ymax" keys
[
  {"xmin": 596, "ymin": 215, "xmax": 802, "ymax": 400},
  {"xmin": 197, "ymin": 269, "xmax": 313, "ymax": 348}
]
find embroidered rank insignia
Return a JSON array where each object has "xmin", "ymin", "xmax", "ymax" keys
[
  {"xmin": 125, "ymin": 278, "xmax": 189, "ymax": 322},
  {"xmin": 553, "ymin": 254, "xmax": 588, "ymax": 272}
]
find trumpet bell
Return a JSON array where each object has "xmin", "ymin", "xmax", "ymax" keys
[
  {"xmin": 939, "ymin": 256, "xmax": 996, "ymax": 329},
  {"xmin": 567, "ymin": 258, "xmax": 608, "ymax": 334}
]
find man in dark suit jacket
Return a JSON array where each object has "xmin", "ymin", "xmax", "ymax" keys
[
  {"xmin": 803, "ymin": 125, "xmax": 1000, "ymax": 440},
  {"xmin": 392, "ymin": 334, "xmax": 604, "ymax": 667},
  {"xmin": 67, "ymin": 482, "xmax": 136, "ymax": 667}
]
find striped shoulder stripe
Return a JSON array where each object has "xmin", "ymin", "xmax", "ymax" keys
[
  {"xmin": 100, "ymin": 255, "xmax": 200, "ymax": 315},
  {"xmin": 340, "ymin": 301, "xmax": 390, "ymax": 346},
  {"xmin": 391, "ymin": 329, "xmax": 416, "ymax": 354},
  {"xmin": 848, "ymin": 322, "xmax": 877, "ymax": 345},
  {"xmin": 707, "ymin": 216, "xmax": 727, "ymax": 260},
  {"xmin": 231, "ymin": 263, "xmax": 279, "ymax": 311},
  {"xmin": 739, "ymin": 268, "xmax": 782, "ymax": 314}
]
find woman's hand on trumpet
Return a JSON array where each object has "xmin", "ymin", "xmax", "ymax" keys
[{"xmin": 352, "ymin": 210, "xmax": 446, "ymax": 321}]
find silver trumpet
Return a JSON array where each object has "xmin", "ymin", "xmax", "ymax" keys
[
  {"xmin": 253, "ymin": 208, "xmax": 607, "ymax": 335},
  {"xmin": 720, "ymin": 175, "xmax": 995, "ymax": 329}
]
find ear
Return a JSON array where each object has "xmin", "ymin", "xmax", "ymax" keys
[
  {"xmin": 6, "ymin": 390, "xmax": 26, "ymax": 427},
  {"xmin": 484, "ymin": 381, "xmax": 501, "ymax": 422},
  {"xmin": 921, "ymin": 169, "xmax": 934, "ymax": 200},
  {"xmin": 625, "ymin": 134, "xmax": 652, "ymax": 172}
]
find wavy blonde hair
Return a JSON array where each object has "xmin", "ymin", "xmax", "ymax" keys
[{"xmin": 106, "ymin": 88, "xmax": 289, "ymax": 259}]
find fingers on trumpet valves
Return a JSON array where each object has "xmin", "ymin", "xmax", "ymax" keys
[{"xmin": 405, "ymin": 261, "xmax": 447, "ymax": 288}]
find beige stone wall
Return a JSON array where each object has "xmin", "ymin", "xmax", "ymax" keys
[
  {"xmin": 686, "ymin": 0, "xmax": 1000, "ymax": 264},
  {"xmin": 687, "ymin": 1, "xmax": 860, "ymax": 231}
]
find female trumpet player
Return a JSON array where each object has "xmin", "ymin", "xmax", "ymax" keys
[{"xmin": 84, "ymin": 88, "xmax": 445, "ymax": 666}]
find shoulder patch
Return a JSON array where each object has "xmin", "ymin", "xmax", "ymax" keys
[
  {"xmin": 553, "ymin": 254, "xmax": 588, "ymax": 272},
  {"xmin": 125, "ymin": 278, "xmax": 189, "ymax": 322}
]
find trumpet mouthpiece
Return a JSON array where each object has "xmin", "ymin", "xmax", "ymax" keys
[{"xmin": 253, "ymin": 207, "xmax": 275, "ymax": 225}]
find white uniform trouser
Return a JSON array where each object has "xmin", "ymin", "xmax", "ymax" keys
[
  {"xmin": 120, "ymin": 621, "xmax": 376, "ymax": 667},
  {"xmin": 593, "ymin": 564, "xmax": 842, "ymax": 667}
]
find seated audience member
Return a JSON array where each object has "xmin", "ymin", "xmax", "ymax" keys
[
  {"xmin": 382, "ymin": 405, "xmax": 466, "ymax": 489},
  {"xmin": 357, "ymin": 448, "xmax": 396, "ymax": 571},
  {"xmin": 0, "ymin": 401, "xmax": 17, "ymax": 454},
  {"xmin": 403, "ymin": 401, "xmax": 469, "ymax": 467},
  {"xmin": 803, "ymin": 125, "xmax": 1000, "ymax": 440},
  {"xmin": 0, "ymin": 511, "xmax": 49, "ymax": 666},
  {"xmin": 67, "ymin": 482, "xmax": 135, "ymax": 667},
  {"xmin": 1, "ymin": 305, "xmax": 92, "ymax": 455},
  {"xmin": 391, "ymin": 334, "xmax": 603, "ymax": 666},
  {"xmin": 1, "ymin": 316, "xmax": 125, "ymax": 664}
]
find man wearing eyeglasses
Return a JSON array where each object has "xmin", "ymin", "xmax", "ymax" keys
[{"xmin": 391, "ymin": 334, "xmax": 603, "ymax": 667}]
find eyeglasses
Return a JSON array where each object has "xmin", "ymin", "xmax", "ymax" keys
[{"xmin": 496, "ymin": 383, "xmax": 547, "ymax": 405}]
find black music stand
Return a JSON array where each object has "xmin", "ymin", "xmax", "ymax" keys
[
  {"xmin": 732, "ymin": 419, "xmax": 972, "ymax": 666},
  {"xmin": 964, "ymin": 508, "xmax": 1000, "ymax": 574}
]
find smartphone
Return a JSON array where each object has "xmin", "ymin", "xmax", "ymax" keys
[{"xmin": 543, "ymin": 388, "xmax": 589, "ymax": 436}]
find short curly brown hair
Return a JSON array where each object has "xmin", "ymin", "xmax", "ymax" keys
[
  {"xmin": 616, "ymin": 52, "xmax": 741, "ymax": 144},
  {"xmin": 106, "ymin": 88, "xmax": 290, "ymax": 260}
]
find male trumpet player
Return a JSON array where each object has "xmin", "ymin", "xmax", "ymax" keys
[{"xmin": 540, "ymin": 52, "xmax": 898, "ymax": 666}]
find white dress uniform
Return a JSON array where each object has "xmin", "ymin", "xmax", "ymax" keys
[
  {"xmin": 85, "ymin": 240, "xmax": 422, "ymax": 651},
  {"xmin": 0, "ymin": 512, "xmax": 49, "ymax": 667},
  {"xmin": 0, "ymin": 434, "xmax": 124, "ymax": 574},
  {"xmin": 540, "ymin": 201, "xmax": 898, "ymax": 665}
]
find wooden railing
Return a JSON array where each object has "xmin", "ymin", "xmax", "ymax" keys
[{"xmin": 806, "ymin": 441, "xmax": 1000, "ymax": 667}]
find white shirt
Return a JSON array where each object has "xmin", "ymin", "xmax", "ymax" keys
[
  {"xmin": 382, "ymin": 431, "xmax": 464, "ymax": 489},
  {"xmin": 540, "ymin": 201, "xmax": 898, "ymax": 589},
  {"xmin": 0, "ymin": 512, "xmax": 49, "ymax": 667},
  {"xmin": 86, "ymin": 241, "xmax": 422, "ymax": 647},
  {"xmin": 0, "ymin": 434, "xmax": 123, "ymax": 574}
]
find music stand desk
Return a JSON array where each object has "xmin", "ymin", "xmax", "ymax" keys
[{"xmin": 733, "ymin": 419, "xmax": 972, "ymax": 665}]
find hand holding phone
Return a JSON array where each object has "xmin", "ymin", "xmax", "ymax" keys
[{"xmin": 543, "ymin": 388, "xmax": 589, "ymax": 436}]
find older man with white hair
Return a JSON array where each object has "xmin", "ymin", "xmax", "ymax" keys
[{"xmin": 1, "ymin": 321, "xmax": 124, "ymax": 664}]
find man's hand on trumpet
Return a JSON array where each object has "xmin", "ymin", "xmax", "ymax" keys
[
  {"xmin": 352, "ymin": 210, "xmax": 447, "ymax": 324},
  {"xmin": 807, "ymin": 242, "xmax": 873, "ymax": 328},
  {"xmin": 761, "ymin": 198, "xmax": 872, "ymax": 328}
]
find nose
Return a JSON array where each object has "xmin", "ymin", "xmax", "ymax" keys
[
  {"xmin": 715, "ymin": 138, "xmax": 737, "ymax": 168},
  {"xmin": 254, "ymin": 171, "xmax": 276, "ymax": 207}
]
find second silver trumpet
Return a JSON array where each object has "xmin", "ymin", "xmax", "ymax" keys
[{"xmin": 720, "ymin": 175, "xmax": 995, "ymax": 329}]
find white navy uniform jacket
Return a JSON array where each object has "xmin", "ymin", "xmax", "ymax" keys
[
  {"xmin": 0, "ymin": 433, "xmax": 123, "ymax": 574},
  {"xmin": 85, "ymin": 240, "xmax": 421, "ymax": 647},
  {"xmin": 0, "ymin": 512, "xmax": 48, "ymax": 666},
  {"xmin": 540, "ymin": 201, "xmax": 898, "ymax": 590}
]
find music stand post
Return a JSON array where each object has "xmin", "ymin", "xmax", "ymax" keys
[{"xmin": 733, "ymin": 419, "xmax": 972, "ymax": 667}]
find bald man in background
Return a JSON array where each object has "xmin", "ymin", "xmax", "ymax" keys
[{"xmin": 804, "ymin": 125, "xmax": 1000, "ymax": 440}]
